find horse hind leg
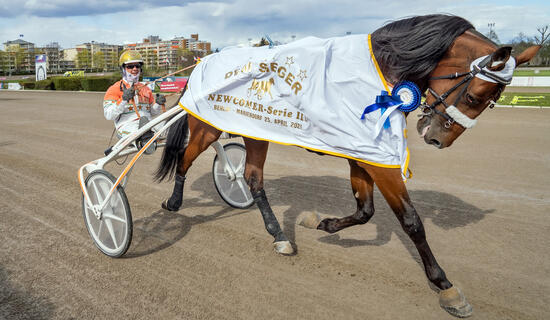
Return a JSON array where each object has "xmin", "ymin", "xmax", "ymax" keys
[
  {"xmin": 243, "ymin": 138, "xmax": 294, "ymax": 255},
  {"xmin": 161, "ymin": 116, "xmax": 221, "ymax": 211},
  {"xmin": 314, "ymin": 160, "xmax": 375, "ymax": 233}
]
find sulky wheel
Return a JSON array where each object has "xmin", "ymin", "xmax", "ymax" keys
[
  {"xmin": 82, "ymin": 170, "xmax": 132, "ymax": 258},
  {"xmin": 212, "ymin": 143, "xmax": 254, "ymax": 209}
]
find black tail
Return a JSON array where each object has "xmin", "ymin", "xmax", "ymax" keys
[{"xmin": 154, "ymin": 113, "xmax": 189, "ymax": 182}]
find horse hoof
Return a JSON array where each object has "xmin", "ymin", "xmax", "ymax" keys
[
  {"xmin": 161, "ymin": 199, "xmax": 179, "ymax": 211},
  {"xmin": 439, "ymin": 286, "xmax": 473, "ymax": 318},
  {"xmin": 298, "ymin": 212, "xmax": 321, "ymax": 229},
  {"xmin": 273, "ymin": 241, "xmax": 294, "ymax": 255}
]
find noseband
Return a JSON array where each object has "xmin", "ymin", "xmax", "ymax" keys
[{"xmin": 419, "ymin": 54, "xmax": 511, "ymax": 129}]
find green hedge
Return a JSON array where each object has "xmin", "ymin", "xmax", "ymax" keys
[
  {"xmin": 35, "ymin": 79, "xmax": 55, "ymax": 90},
  {"xmin": 81, "ymin": 76, "xmax": 119, "ymax": 91},
  {"xmin": 11, "ymin": 75, "xmax": 121, "ymax": 91},
  {"xmin": 52, "ymin": 77, "xmax": 84, "ymax": 91},
  {"xmin": 18, "ymin": 80, "xmax": 35, "ymax": 89}
]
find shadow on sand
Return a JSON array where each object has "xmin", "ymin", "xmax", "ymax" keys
[
  {"xmin": 0, "ymin": 265, "xmax": 55, "ymax": 320},
  {"xmin": 124, "ymin": 170, "xmax": 492, "ymax": 260}
]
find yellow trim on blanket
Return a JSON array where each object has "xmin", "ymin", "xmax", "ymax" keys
[
  {"xmin": 179, "ymin": 102, "xmax": 402, "ymax": 169},
  {"xmin": 403, "ymin": 147, "xmax": 411, "ymax": 182},
  {"xmin": 368, "ymin": 34, "xmax": 390, "ymax": 93}
]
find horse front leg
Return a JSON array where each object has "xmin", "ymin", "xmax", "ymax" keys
[
  {"xmin": 162, "ymin": 117, "xmax": 221, "ymax": 211},
  {"xmin": 243, "ymin": 138, "xmax": 293, "ymax": 255},
  {"xmin": 317, "ymin": 160, "xmax": 375, "ymax": 233},
  {"xmin": 363, "ymin": 164, "xmax": 473, "ymax": 318}
]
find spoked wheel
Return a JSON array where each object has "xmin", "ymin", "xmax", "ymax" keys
[
  {"xmin": 212, "ymin": 142, "xmax": 254, "ymax": 209},
  {"xmin": 82, "ymin": 170, "xmax": 132, "ymax": 258}
]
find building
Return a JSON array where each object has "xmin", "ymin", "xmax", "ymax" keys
[
  {"xmin": 175, "ymin": 34, "xmax": 211, "ymax": 52},
  {"xmin": 59, "ymin": 59, "xmax": 76, "ymax": 71},
  {"xmin": 124, "ymin": 34, "xmax": 211, "ymax": 69},
  {"xmin": 2, "ymin": 39, "xmax": 36, "ymax": 73},
  {"xmin": 186, "ymin": 34, "xmax": 211, "ymax": 52},
  {"xmin": 3, "ymin": 39, "xmax": 35, "ymax": 51},
  {"xmin": 59, "ymin": 48, "xmax": 78, "ymax": 71},
  {"xmin": 2, "ymin": 40, "xmax": 71, "ymax": 74},
  {"xmin": 74, "ymin": 41, "xmax": 123, "ymax": 70},
  {"xmin": 38, "ymin": 42, "xmax": 62, "ymax": 74},
  {"xmin": 1, "ymin": 34, "xmax": 212, "ymax": 75}
]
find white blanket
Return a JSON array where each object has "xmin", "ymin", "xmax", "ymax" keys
[{"xmin": 179, "ymin": 34, "xmax": 410, "ymax": 179}]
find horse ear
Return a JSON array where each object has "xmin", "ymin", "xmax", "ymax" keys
[
  {"xmin": 487, "ymin": 46, "xmax": 512, "ymax": 71},
  {"xmin": 514, "ymin": 45, "xmax": 542, "ymax": 66}
]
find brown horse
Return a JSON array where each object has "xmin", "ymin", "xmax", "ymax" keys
[{"xmin": 155, "ymin": 15, "xmax": 540, "ymax": 318}]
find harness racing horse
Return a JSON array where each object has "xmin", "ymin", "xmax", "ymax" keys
[{"xmin": 155, "ymin": 15, "xmax": 540, "ymax": 318}]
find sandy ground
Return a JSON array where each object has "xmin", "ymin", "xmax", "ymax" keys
[{"xmin": 0, "ymin": 90, "xmax": 549, "ymax": 320}]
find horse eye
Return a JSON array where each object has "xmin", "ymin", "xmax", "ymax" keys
[{"xmin": 465, "ymin": 93, "xmax": 477, "ymax": 105}]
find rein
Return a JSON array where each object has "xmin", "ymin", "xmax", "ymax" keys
[{"xmin": 419, "ymin": 54, "xmax": 508, "ymax": 129}]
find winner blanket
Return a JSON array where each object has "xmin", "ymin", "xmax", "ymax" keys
[{"xmin": 179, "ymin": 34, "xmax": 411, "ymax": 179}]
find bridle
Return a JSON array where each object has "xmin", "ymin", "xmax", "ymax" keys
[{"xmin": 418, "ymin": 54, "xmax": 511, "ymax": 129}]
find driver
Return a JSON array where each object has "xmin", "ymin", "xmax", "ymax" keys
[{"xmin": 103, "ymin": 50, "xmax": 166, "ymax": 144}]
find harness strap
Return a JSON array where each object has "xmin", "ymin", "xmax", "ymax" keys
[
  {"xmin": 430, "ymin": 71, "xmax": 470, "ymax": 80},
  {"xmin": 421, "ymin": 53, "xmax": 509, "ymax": 129},
  {"xmin": 120, "ymin": 81, "xmax": 141, "ymax": 119}
]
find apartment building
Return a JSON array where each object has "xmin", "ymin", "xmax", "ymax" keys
[
  {"xmin": 74, "ymin": 41, "xmax": 123, "ymax": 70},
  {"xmin": 1, "ymin": 34, "xmax": 211, "ymax": 74},
  {"xmin": 40, "ymin": 42, "xmax": 61, "ymax": 73},
  {"xmin": 124, "ymin": 34, "xmax": 211, "ymax": 69},
  {"xmin": 2, "ymin": 39, "xmax": 36, "ymax": 73},
  {"xmin": 2, "ymin": 39, "xmax": 68, "ymax": 74}
]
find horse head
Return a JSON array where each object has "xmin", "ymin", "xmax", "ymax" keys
[{"xmin": 417, "ymin": 31, "xmax": 541, "ymax": 148}]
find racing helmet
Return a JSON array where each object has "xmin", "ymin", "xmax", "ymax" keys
[{"xmin": 119, "ymin": 50, "xmax": 144, "ymax": 68}]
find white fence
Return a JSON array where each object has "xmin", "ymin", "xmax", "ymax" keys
[{"xmin": 510, "ymin": 77, "xmax": 550, "ymax": 87}]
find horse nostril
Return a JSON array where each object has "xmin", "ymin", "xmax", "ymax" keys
[{"xmin": 430, "ymin": 139, "xmax": 442, "ymax": 148}]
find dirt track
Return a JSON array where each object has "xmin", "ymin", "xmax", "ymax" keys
[{"xmin": 0, "ymin": 90, "xmax": 549, "ymax": 320}]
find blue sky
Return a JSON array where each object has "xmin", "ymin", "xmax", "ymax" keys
[{"xmin": 1, "ymin": 0, "xmax": 549, "ymax": 49}]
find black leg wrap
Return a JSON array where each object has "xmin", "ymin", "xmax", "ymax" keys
[
  {"xmin": 164, "ymin": 175, "xmax": 186, "ymax": 211},
  {"xmin": 252, "ymin": 189, "xmax": 287, "ymax": 242}
]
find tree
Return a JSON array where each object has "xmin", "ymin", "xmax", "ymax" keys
[
  {"xmin": 534, "ymin": 25, "xmax": 550, "ymax": 66},
  {"xmin": 539, "ymin": 44, "xmax": 550, "ymax": 66},
  {"xmin": 2, "ymin": 50, "xmax": 16, "ymax": 75},
  {"xmin": 534, "ymin": 25, "xmax": 550, "ymax": 46},
  {"xmin": 93, "ymin": 51, "xmax": 105, "ymax": 71},
  {"xmin": 511, "ymin": 32, "xmax": 534, "ymax": 55},
  {"xmin": 142, "ymin": 49, "xmax": 160, "ymax": 76},
  {"xmin": 76, "ymin": 49, "xmax": 91, "ymax": 70},
  {"xmin": 176, "ymin": 46, "xmax": 194, "ymax": 68},
  {"xmin": 14, "ymin": 48, "xmax": 27, "ymax": 73},
  {"xmin": 106, "ymin": 51, "xmax": 118, "ymax": 71},
  {"xmin": 486, "ymin": 30, "xmax": 500, "ymax": 44},
  {"xmin": 0, "ymin": 50, "xmax": 9, "ymax": 75}
]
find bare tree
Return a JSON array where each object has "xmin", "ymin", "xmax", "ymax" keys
[{"xmin": 534, "ymin": 25, "xmax": 550, "ymax": 45}]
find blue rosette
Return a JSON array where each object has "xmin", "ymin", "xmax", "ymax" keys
[{"xmin": 392, "ymin": 81, "xmax": 421, "ymax": 113}]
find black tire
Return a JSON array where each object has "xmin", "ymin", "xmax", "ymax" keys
[{"xmin": 82, "ymin": 170, "xmax": 132, "ymax": 258}]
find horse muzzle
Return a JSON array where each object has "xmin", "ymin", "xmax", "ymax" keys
[{"xmin": 417, "ymin": 116, "xmax": 447, "ymax": 149}]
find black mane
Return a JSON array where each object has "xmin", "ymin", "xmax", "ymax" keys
[{"xmin": 371, "ymin": 14, "xmax": 474, "ymax": 90}]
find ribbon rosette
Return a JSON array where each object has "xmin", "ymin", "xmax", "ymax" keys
[{"xmin": 361, "ymin": 81, "xmax": 421, "ymax": 130}]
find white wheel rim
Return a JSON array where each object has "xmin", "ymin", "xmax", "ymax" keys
[
  {"xmin": 83, "ymin": 173, "xmax": 129, "ymax": 255},
  {"xmin": 213, "ymin": 144, "xmax": 253, "ymax": 208}
]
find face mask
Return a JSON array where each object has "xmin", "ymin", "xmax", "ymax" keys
[
  {"xmin": 470, "ymin": 55, "xmax": 516, "ymax": 83},
  {"xmin": 122, "ymin": 68, "xmax": 141, "ymax": 84}
]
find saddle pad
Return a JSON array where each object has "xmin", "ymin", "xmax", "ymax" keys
[{"xmin": 180, "ymin": 34, "xmax": 410, "ymax": 179}]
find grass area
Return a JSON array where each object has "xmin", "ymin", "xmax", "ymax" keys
[
  {"xmin": 498, "ymin": 92, "xmax": 550, "ymax": 106},
  {"xmin": 513, "ymin": 69, "xmax": 550, "ymax": 77}
]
